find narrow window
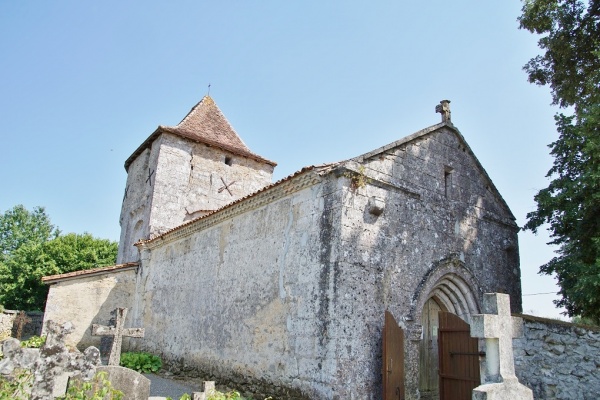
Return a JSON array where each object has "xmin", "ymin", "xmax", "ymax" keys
[
  {"xmin": 444, "ymin": 167, "xmax": 453, "ymax": 198},
  {"xmin": 224, "ymin": 156, "xmax": 233, "ymax": 166}
]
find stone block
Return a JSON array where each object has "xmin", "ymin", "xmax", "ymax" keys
[{"xmin": 91, "ymin": 365, "xmax": 151, "ymax": 400}]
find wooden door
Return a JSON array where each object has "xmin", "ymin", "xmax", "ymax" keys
[
  {"xmin": 419, "ymin": 298, "xmax": 443, "ymax": 399},
  {"xmin": 383, "ymin": 310, "xmax": 405, "ymax": 400},
  {"xmin": 438, "ymin": 312, "xmax": 481, "ymax": 400}
]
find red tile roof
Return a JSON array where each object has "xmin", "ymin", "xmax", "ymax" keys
[
  {"xmin": 125, "ymin": 96, "xmax": 276, "ymax": 170},
  {"xmin": 42, "ymin": 263, "xmax": 139, "ymax": 284}
]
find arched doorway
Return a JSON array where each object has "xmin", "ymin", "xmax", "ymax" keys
[{"xmin": 416, "ymin": 271, "xmax": 480, "ymax": 400}]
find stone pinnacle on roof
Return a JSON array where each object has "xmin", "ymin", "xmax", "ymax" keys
[
  {"xmin": 435, "ymin": 99, "xmax": 451, "ymax": 123},
  {"xmin": 162, "ymin": 95, "xmax": 252, "ymax": 154}
]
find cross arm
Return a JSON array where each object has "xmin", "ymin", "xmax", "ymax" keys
[{"xmin": 91, "ymin": 324, "xmax": 115, "ymax": 336}]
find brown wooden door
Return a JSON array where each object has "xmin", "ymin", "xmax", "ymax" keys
[
  {"xmin": 383, "ymin": 310, "xmax": 404, "ymax": 400},
  {"xmin": 438, "ymin": 312, "xmax": 481, "ymax": 400}
]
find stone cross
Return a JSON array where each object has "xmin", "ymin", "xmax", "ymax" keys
[
  {"xmin": 0, "ymin": 320, "xmax": 101, "ymax": 400},
  {"xmin": 470, "ymin": 293, "xmax": 533, "ymax": 399},
  {"xmin": 92, "ymin": 307, "xmax": 144, "ymax": 366},
  {"xmin": 435, "ymin": 99, "xmax": 451, "ymax": 123}
]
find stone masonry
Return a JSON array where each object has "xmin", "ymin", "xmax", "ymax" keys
[
  {"xmin": 44, "ymin": 98, "xmax": 523, "ymax": 400},
  {"xmin": 117, "ymin": 96, "xmax": 275, "ymax": 263},
  {"xmin": 514, "ymin": 315, "xmax": 600, "ymax": 400}
]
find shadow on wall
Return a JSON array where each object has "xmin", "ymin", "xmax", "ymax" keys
[
  {"xmin": 42, "ymin": 267, "xmax": 139, "ymax": 353},
  {"xmin": 86, "ymin": 279, "xmax": 140, "ymax": 357}
]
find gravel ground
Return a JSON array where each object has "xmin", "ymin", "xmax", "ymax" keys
[{"xmin": 145, "ymin": 373, "xmax": 203, "ymax": 399}]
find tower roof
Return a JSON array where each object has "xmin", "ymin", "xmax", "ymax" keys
[{"xmin": 125, "ymin": 96, "xmax": 276, "ymax": 170}]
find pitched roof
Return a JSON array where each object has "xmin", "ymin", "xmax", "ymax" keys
[
  {"xmin": 125, "ymin": 96, "xmax": 276, "ymax": 170},
  {"xmin": 42, "ymin": 263, "xmax": 139, "ymax": 284}
]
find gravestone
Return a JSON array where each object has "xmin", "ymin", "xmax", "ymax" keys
[
  {"xmin": 69, "ymin": 365, "xmax": 151, "ymax": 400},
  {"xmin": 470, "ymin": 293, "xmax": 533, "ymax": 399},
  {"xmin": 192, "ymin": 381, "xmax": 216, "ymax": 400},
  {"xmin": 0, "ymin": 320, "xmax": 100, "ymax": 400},
  {"xmin": 92, "ymin": 307, "xmax": 144, "ymax": 366}
]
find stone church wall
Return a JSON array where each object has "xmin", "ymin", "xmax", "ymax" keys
[
  {"xmin": 43, "ymin": 268, "xmax": 139, "ymax": 349},
  {"xmin": 118, "ymin": 133, "xmax": 274, "ymax": 264},
  {"xmin": 133, "ymin": 175, "xmax": 344, "ymax": 400},
  {"xmin": 331, "ymin": 127, "xmax": 522, "ymax": 399},
  {"xmin": 118, "ymin": 146, "xmax": 156, "ymax": 263},
  {"xmin": 127, "ymin": 126, "xmax": 523, "ymax": 400},
  {"xmin": 514, "ymin": 315, "xmax": 600, "ymax": 400}
]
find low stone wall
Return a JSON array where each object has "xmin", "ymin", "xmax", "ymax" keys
[
  {"xmin": 0, "ymin": 310, "xmax": 44, "ymax": 340},
  {"xmin": 43, "ymin": 267, "xmax": 138, "ymax": 349},
  {"xmin": 514, "ymin": 314, "xmax": 600, "ymax": 399},
  {"xmin": 0, "ymin": 311, "xmax": 15, "ymax": 338}
]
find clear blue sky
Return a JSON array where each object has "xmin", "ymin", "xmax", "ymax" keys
[{"xmin": 0, "ymin": 1, "xmax": 564, "ymax": 318}]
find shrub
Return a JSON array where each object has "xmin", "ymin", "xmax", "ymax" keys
[
  {"xmin": 207, "ymin": 389, "xmax": 243, "ymax": 400},
  {"xmin": 0, "ymin": 370, "xmax": 123, "ymax": 400},
  {"xmin": 119, "ymin": 351, "xmax": 162, "ymax": 373},
  {"xmin": 0, "ymin": 368, "xmax": 32, "ymax": 400},
  {"xmin": 59, "ymin": 371, "xmax": 123, "ymax": 400},
  {"xmin": 20, "ymin": 335, "xmax": 46, "ymax": 348}
]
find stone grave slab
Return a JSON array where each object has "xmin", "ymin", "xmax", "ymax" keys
[{"xmin": 70, "ymin": 365, "xmax": 151, "ymax": 400}]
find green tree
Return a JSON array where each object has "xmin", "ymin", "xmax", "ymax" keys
[
  {"xmin": 0, "ymin": 206, "xmax": 118, "ymax": 310},
  {"xmin": 0, "ymin": 205, "xmax": 58, "ymax": 260},
  {"xmin": 520, "ymin": 0, "xmax": 600, "ymax": 322}
]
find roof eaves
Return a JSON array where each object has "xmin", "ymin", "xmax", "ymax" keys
[
  {"xmin": 352, "ymin": 122, "xmax": 448, "ymax": 162},
  {"xmin": 160, "ymin": 127, "xmax": 277, "ymax": 166},
  {"xmin": 42, "ymin": 263, "xmax": 139, "ymax": 284},
  {"xmin": 124, "ymin": 127, "xmax": 277, "ymax": 171},
  {"xmin": 135, "ymin": 164, "xmax": 337, "ymax": 247}
]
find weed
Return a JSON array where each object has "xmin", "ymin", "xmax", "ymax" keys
[
  {"xmin": 0, "ymin": 368, "xmax": 32, "ymax": 400},
  {"xmin": 120, "ymin": 351, "xmax": 162, "ymax": 373},
  {"xmin": 344, "ymin": 165, "xmax": 370, "ymax": 190},
  {"xmin": 58, "ymin": 371, "xmax": 123, "ymax": 400},
  {"xmin": 20, "ymin": 335, "xmax": 46, "ymax": 348}
]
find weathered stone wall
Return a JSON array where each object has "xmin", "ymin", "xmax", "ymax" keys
[
  {"xmin": 514, "ymin": 315, "xmax": 600, "ymax": 400},
  {"xmin": 118, "ymin": 146, "xmax": 154, "ymax": 263},
  {"xmin": 0, "ymin": 310, "xmax": 44, "ymax": 340},
  {"xmin": 131, "ymin": 125, "xmax": 521, "ymax": 400},
  {"xmin": 43, "ymin": 268, "xmax": 138, "ymax": 349},
  {"xmin": 133, "ymin": 172, "xmax": 338, "ymax": 400},
  {"xmin": 330, "ymin": 126, "xmax": 521, "ymax": 399},
  {"xmin": 118, "ymin": 132, "xmax": 274, "ymax": 264},
  {"xmin": 0, "ymin": 311, "xmax": 16, "ymax": 338}
]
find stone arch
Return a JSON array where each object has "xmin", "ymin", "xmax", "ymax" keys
[
  {"xmin": 409, "ymin": 254, "xmax": 480, "ymax": 324},
  {"xmin": 413, "ymin": 255, "xmax": 481, "ymax": 400}
]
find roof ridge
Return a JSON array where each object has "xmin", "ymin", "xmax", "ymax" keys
[
  {"xmin": 124, "ymin": 96, "xmax": 276, "ymax": 169},
  {"xmin": 166, "ymin": 95, "xmax": 251, "ymax": 152}
]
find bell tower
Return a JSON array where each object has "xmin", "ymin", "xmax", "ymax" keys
[{"xmin": 117, "ymin": 96, "xmax": 276, "ymax": 263}]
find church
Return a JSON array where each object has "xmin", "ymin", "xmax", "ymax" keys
[{"xmin": 42, "ymin": 96, "xmax": 522, "ymax": 400}]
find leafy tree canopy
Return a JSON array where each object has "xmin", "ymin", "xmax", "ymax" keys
[
  {"xmin": 0, "ymin": 205, "xmax": 58, "ymax": 259},
  {"xmin": 0, "ymin": 205, "xmax": 118, "ymax": 311},
  {"xmin": 520, "ymin": 0, "xmax": 600, "ymax": 322}
]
